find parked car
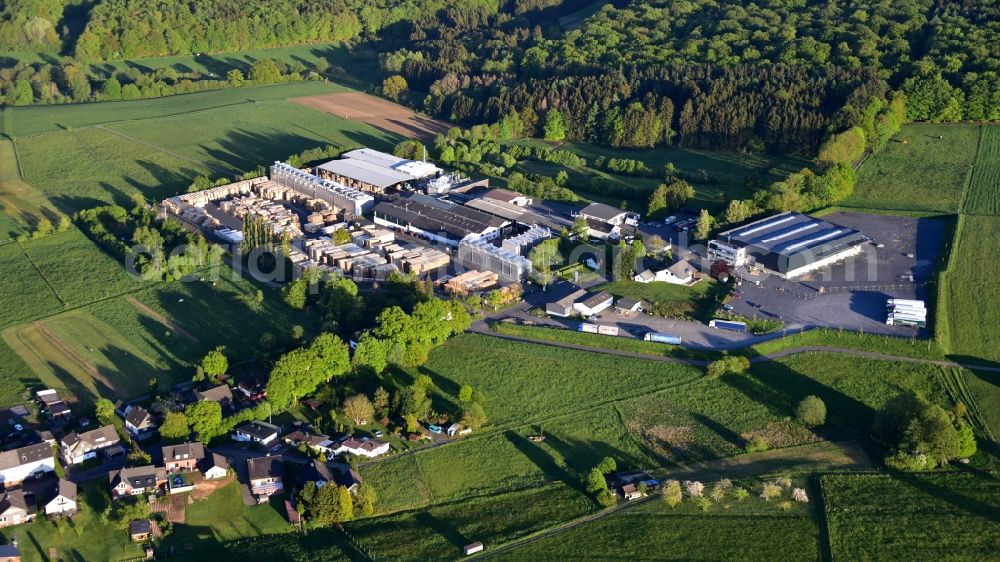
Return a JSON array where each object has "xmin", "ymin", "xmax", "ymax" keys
[
  {"xmin": 374, "ymin": 430, "xmax": 384, "ymax": 438},
  {"xmin": 747, "ymin": 301, "xmax": 763, "ymax": 309},
  {"xmin": 731, "ymin": 290, "xmax": 743, "ymax": 299},
  {"xmin": 722, "ymin": 304, "xmax": 734, "ymax": 313},
  {"xmin": 664, "ymin": 216, "xmax": 677, "ymax": 225},
  {"xmin": 428, "ymin": 424, "xmax": 443, "ymax": 434}
]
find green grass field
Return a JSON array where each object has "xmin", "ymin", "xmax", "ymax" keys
[
  {"xmin": 0, "ymin": 241, "xmax": 63, "ymax": 327},
  {"xmin": 963, "ymin": 125, "xmax": 1000, "ymax": 215},
  {"xmin": 169, "ymin": 481, "xmax": 290, "ymax": 545},
  {"xmin": 347, "ymin": 483, "xmax": 593, "ymax": 560},
  {"xmin": 4, "ymin": 81, "xmax": 344, "ymax": 137},
  {"xmin": 621, "ymin": 352, "xmax": 948, "ymax": 462},
  {"xmin": 400, "ymin": 334, "xmax": 703, "ymax": 428},
  {"xmin": 12, "ymin": 89, "xmax": 399, "ymax": 215},
  {"xmin": 20, "ymin": 228, "xmax": 142, "ymax": 306},
  {"xmin": 0, "ymin": 139, "xmax": 62, "ymax": 240},
  {"xmin": 822, "ymin": 472, "xmax": 1000, "ymax": 560},
  {"xmin": 494, "ymin": 493, "xmax": 820, "ymax": 561},
  {"xmin": 847, "ymin": 123, "xmax": 982, "ymax": 212},
  {"xmin": 599, "ymin": 278, "xmax": 722, "ymax": 320},
  {"xmin": 939, "ymin": 215, "xmax": 1000, "ymax": 364}
]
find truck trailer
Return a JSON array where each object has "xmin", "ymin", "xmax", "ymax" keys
[
  {"xmin": 709, "ymin": 319, "xmax": 747, "ymax": 333},
  {"xmin": 644, "ymin": 332, "xmax": 682, "ymax": 344}
]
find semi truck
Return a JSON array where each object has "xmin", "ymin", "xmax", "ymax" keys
[
  {"xmin": 709, "ymin": 319, "xmax": 748, "ymax": 333},
  {"xmin": 644, "ymin": 332, "xmax": 682, "ymax": 344}
]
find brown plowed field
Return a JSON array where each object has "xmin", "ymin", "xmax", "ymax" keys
[{"xmin": 292, "ymin": 91, "xmax": 452, "ymax": 141}]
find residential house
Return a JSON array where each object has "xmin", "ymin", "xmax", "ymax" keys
[
  {"xmin": 130, "ymin": 519, "xmax": 152, "ymax": 541},
  {"xmin": 634, "ymin": 260, "xmax": 697, "ymax": 285},
  {"xmin": 282, "ymin": 431, "xmax": 336, "ymax": 455},
  {"xmin": 36, "ymin": 389, "xmax": 70, "ymax": 420},
  {"xmin": 236, "ymin": 378, "xmax": 267, "ymax": 402},
  {"xmin": 109, "ymin": 466, "xmax": 166, "ymax": 499},
  {"xmin": 44, "ymin": 479, "xmax": 77, "ymax": 517},
  {"xmin": 0, "ymin": 443, "xmax": 55, "ymax": 486},
  {"xmin": 161, "ymin": 442, "xmax": 206, "ymax": 473},
  {"xmin": 247, "ymin": 456, "xmax": 284, "ymax": 502},
  {"xmin": 60, "ymin": 425, "xmax": 121, "ymax": 465},
  {"xmin": 300, "ymin": 460, "xmax": 362, "ymax": 494},
  {"xmin": 545, "ymin": 288, "xmax": 587, "ymax": 317},
  {"xmin": 123, "ymin": 405, "xmax": 156, "ymax": 439},
  {"xmin": 332, "ymin": 438, "xmax": 390, "ymax": 459},
  {"xmin": 0, "ymin": 544, "xmax": 20, "ymax": 561},
  {"xmin": 232, "ymin": 421, "xmax": 281, "ymax": 445},
  {"xmin": 573, "ymin": 291, "xmax": 614, "ymax": 317},
  {"xmin": 197, "ymin": 452, "xmax": 229, "ymax": 480},
  {"xmin": 621, "ymin": 483, "xmax": 643, "ymax": 501},
  {"xmin": 0, "ymin": 490, "xmax": 33, "ymax": 528},
  {"xmin": 194, "ymin": 384, "xmax": 234, "ymax": 408}
]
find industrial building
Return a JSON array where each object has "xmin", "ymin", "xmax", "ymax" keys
[
  {"xmin": 373, "ymin": 193, "xmax": 508, "ymax": 246},
  {"xmin": 577, "ymin": 202, "xmax": 640, "ymax": 240},
  {"xmin": 546, "ymin": 289, "xmax": 588, "ymax": 317},
  {"xmin": 457, "ymin": 238, "xmax": 533, "ymax": 283},
  {"xmin": 573, "ymin": 291, "xmax": 614, "ymax": 317},
  {"xmin": 501, "ymin": 225, "xmax": 552, "ymax": 256},
  {"xmin": 708, "ymin": 212, "xmax": 867, "ymax": 279},
  {"xmin": 314, "ymin": 148, "xmax": 443, "ymax": 195},
  {"xmin": 270, "ymin": 162, "xmax": 374, "ymax": 217}
]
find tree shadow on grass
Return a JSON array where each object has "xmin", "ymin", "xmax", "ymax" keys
[
  {"xmin": 414, "ymin": 510, "xmax": 469, "ymax": 550},
  {"xmin": 504, "ymin": 430, "xmax": 583, "ymax": 495}
]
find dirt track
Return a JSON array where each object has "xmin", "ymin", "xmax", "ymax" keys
[
  {"xmin": 127, "ymin": 296, "xmax": 198, "ymax": 342},
  {"xmin": 292, "ymin": 92, "xmax": 452, "ymax": 141}
]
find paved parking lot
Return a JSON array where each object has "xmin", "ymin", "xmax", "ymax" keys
[{"xmin": 725, "ymin": 212, "xmax": 943, "ymax": 336}]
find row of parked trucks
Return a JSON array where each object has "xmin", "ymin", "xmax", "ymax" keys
[
  {"xmin": 885, "ymin": 298, "xmax": 926, "ymax": 328},
  {"xmin": 578, "ymin": 323, "xmax": 683, "ymax": 344}
]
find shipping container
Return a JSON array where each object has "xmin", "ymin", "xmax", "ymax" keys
[
  {"xmin": 886, "ymin": 299, "xmax": 925, "ymax": 309},
  {"xmin": 578, "ymin": 323, "xmax": 599, "ymax": 333}
]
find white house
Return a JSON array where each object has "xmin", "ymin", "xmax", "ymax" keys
[
  {"xmin": 123, "ymin": 405, "xmax": 156, "ymax": 438},
  {"xmin": 60, "ymin": 425, "xmax": 121, "ymax": 465},
  {"xmin": 332, "ymin": 438, "xmax": 390, "ymax": 459},
  {"xmin": 0, "ymin": 443, "xmax": 55, "ymax": 486},
  {"xmin": 232, "ymin": 421, "xmax": 281, "ymax": 445},
  {"xmin": 634, "ymin": 260, "xmax": 697, "ymax": 285},
  {"xmin": 573, "ymin": 291, "xmax": 614, "ymax": 317},
  {"xmin": 198, "ymin": 453, "xmax": 229, "ymax": 480},
  {"xmin": 45, "ymin": 479, "xmax": 77, "ymax": 516}
]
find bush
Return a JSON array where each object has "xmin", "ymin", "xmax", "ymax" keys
[
  {"xmin": 706, "ymin": 355, "xmax": 750, "ymax": 378},
  {"xmin": 745, "ymin": 436, "xmax": 768, "ymax": 453},
  {"xmin": 796, "ymin": 395, "xmax": 827, "ymax": 427}
]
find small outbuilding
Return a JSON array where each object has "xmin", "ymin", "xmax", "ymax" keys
[
  {"xmin": 463, "ymin": 542, "xmax": 484, "ymax": 556},
  {"xmin": 129, "ymin": 519, "xmax": 152, "ymax": 541}
]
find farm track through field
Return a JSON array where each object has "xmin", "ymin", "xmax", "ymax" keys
[
  {"xmin": 127, "ymin": 296, "xmax": 199, "ymax": 343},
  {"xmin": 96, "ymin": 125, "xmax": 232, "ymax": 177},
  {"xmin": 24, "ymin": 320, "xmax": 103, "ymax": 384}
]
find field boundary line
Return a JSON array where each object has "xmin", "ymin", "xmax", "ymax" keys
[
  {"xmin": 15, "ymin": 240, "xmax": 65, "ymax": 307},
  {"xmin": 9, "ymin": 138, "xmax": 26, "ymax": 181},
  {"xmin": 959, "ymin": 125, "xmax": 985, "ymax": 214},
  {"xmin": 96, "ymin": 125, "xmax": 234, "ymax": 177}
]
